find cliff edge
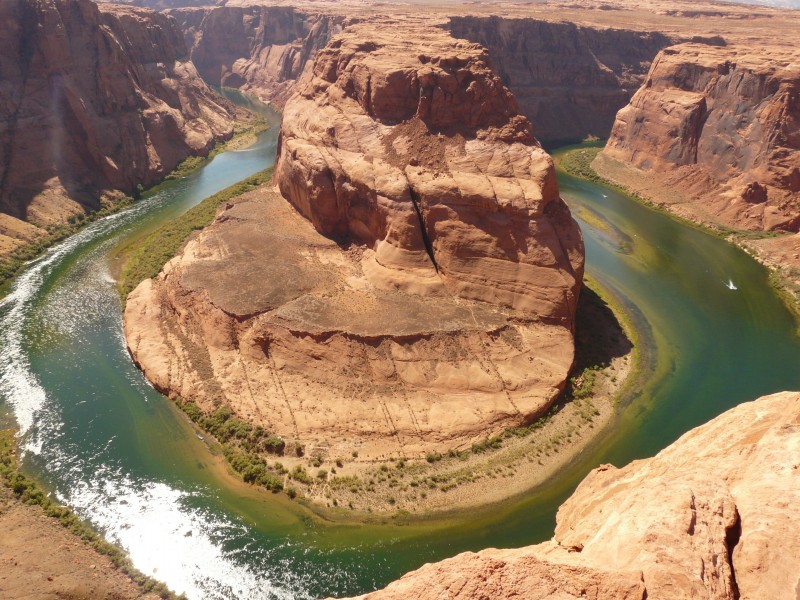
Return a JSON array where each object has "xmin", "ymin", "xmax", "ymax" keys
[
  {"xmin": 0, "ymin": 0, "xmax": 235, "ymax": 257},
  {"xmin": 340, "ymin": 391, "xmax": 800, "ymax": 600},
  {"xmin": 599, "ymin": 43, "xmax": 800, "ymax": 232}
]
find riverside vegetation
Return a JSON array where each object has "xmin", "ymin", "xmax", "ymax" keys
[{"xmin": 119, "ymin": 169, "xmax": 273, "ymax": 297}]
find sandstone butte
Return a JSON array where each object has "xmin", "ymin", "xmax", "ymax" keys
[
  {"xmin": 336, "ymin": 391, "xmax": 800, "ymax": 600},
  {"xmin": 124, "ymin": 23, "xmax": 585, "ymax": 463},
  {"xmin": 599, "ymin": 42, "xmax": 800, "ymax": 233},
  {"xmin": 0, "ymin": 0, "xmax": 235, "ymax": 258}
]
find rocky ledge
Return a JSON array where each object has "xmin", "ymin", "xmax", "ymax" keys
[
  {"xmin": 340, "ymin": 391, "xmax": 800, "ymax": 600},
  {"xmin": 124, "ymin": 24, "xmax": 584, "ymax": 465}
]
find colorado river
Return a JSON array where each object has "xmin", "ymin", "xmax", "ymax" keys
[{"xmin": 1, "ymin": 103, "xmax": 799, "ymax": 599}]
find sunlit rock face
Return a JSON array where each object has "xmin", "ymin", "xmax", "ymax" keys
[
  {"xmin": 168, "ymin": 5, "xmax": 347, "ymax": 109},
  {"xmin": 0, "ymin": 0, "xmax": 234, "ymax": 254},
  {"xmin": 603, "ymin": 43, "xmax": 800, "ymax": 232},
  {"xmin": 125, "ymin": 23, "xmax": 585, "ymax": 464},
  {"xmin": 340, "ymin": 391, "xmax": 800, "ymax": 600}
]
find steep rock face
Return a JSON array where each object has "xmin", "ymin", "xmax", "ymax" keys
[
  {"xmin": 276, "ymin": 24, "xmax": 584, "ymax": 321},
  {"xmin": 448, "ymin": 16, "xmax": 675, "ymax": 142},
  {"xmin": 125, "ymin": 24, "xmax": 584, "ymax": 463},
  {"xmin": 0, "ymin": 0, "xmax": 234, "ymax": 254},
  {"xmin": 602, "ymin": 43, "xmax": 800, "ymax": 231},
  {"xmin": 341, "ymin": 391, "xmax": 800, "ymax": 600},
  {"xmin": 168, "ymin": 6, "xmax": 346, "ymax": 108}
]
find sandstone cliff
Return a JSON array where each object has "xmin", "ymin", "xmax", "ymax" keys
[
  {"xmin": 0, "ymin": 0, "xmax": 234, "ymax": 256},
  {"xmin": 340, "ymin": 391, "xmax": 800, "ymax": 600},
  {"xmin": 448, "ymin": 16, "xmax": 675, "ymax": 143},
  {"xmin": 599, "ymin": 43, "xmax": 800, "ymax": 232},
  {"xmin": 167, "ymin": 7, "xmax": 676, "ymax": 143},
  {"xmin": 168, "ymin": 6, "xmax": 346, "ymax": 108},
  {"xmin": 125, "ymin": 24, "xmax": 584, "ymax": 465}
]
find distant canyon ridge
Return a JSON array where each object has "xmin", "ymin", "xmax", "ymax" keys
[
  {"xmin": 3, "ymin": 0, "xmax": 798, "ymax": 264},
  {"xmin": 0, "ymin": 0, "xmax": 236, "ymax": 257}
]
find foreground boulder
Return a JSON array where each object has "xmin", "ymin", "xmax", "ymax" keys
[
  {"xmin": 0, "ymin": 0, "xmax": 234, "ymax": 256},
  {"xmin": 125, "ymin": 24, "xmax": 583, "ymax": 465},
  {"xmin": 340, "ymin": 391, "xmax": 800, "ymax": 599}
]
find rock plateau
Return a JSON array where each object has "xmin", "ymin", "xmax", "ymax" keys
[
  {"xmin": 0, "ymin": 0, "xmax": 235, "ymax": 257},
  {"xmin": 339, "ymin": 391, "xmax": 800, "ymax": 600},
  {"xmin": 124, "ymin": 23, "xmax": 584, "ymax": 463}
]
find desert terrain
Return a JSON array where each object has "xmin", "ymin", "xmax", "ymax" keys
[{"xmin": 0, "ymin": 0, "xmax": 798, "ymax": 598}]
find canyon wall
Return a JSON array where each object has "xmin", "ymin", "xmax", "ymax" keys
[
  {"xmin": 447, "ymin": 16, "xmax": 675, "ymax": 143},
  {"xmin": 599, "ymin": 43, "xmax": 800, "ymax": 232},
  {"xmin": 168, "ymin": 6, "xmax": 347, "ymax": 108},
  {"xmin": 165, "ymin": 8, "xmax": 676, "ymax": 143},
  {"xmin": 125, "ymin": 23, "xmax": 584, "ymax": 464},
  {"xmin": 0, "ymin": 0, "xmax": 234, "ymax": 255},
  {"xmin": 340, "ymin": 391, "xmax": 800, "ymax": 600}
]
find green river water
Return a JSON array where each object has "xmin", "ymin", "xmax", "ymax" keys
[{"xmin": 1, "ymin": 97, "xmax": 799, "ymax": 599}]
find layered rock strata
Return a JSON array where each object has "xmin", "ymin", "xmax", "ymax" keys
[
  {"xmin": 0, "ymin": 0, "xmax": 234, "ymax": 256},
  {"xmin": 340, "ymin": 391, "xmax": 800, "ymax": 600},
  {"xmin": 447, "ymin": 17, "xmax": 675, "ymax": 142},
  {"xmin": 168, "ymin": 6, "xmax": 346, "ymax": 108},
  {"xmin": 600, "ymin": 43, "xmax": 800, "ymax": 232},
  {"xmin": 125, "ymin": 24, "xmax": 584, "ymax": 462}
]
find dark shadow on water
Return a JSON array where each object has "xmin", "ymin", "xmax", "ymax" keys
[{"xmin": 573, "ymin": 284, "xmax": 633, "ymax": 372}]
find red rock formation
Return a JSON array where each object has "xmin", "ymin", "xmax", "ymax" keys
[
  {"xmin": 601, "ymin": 43, "xmax": 800, "ymax": 231},
  {"xmin": 339, "ymin": 391, "xmax": 800, "ymax": 600},
  {"xmin": 447, "ymin": 16, "xmax": 675, "ymax": 142},
  {"xmin": 125, "ymin": 23, "xmax": 584, "ymax": 466},
  {"xmin": 0, "ymin": 0, "xmax": 234, "ymax": 255},
  {"xmin": 276, "ymin": 23, "xmax": 584, "ymax": 321},
  {"xmin": 168, "ymin": 6, "xmax": 346, "ymax": 108}
]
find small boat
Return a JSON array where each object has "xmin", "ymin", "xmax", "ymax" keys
[
  {"xmin": 602, "ymin": 194, "xmax": 608, "ymax": 198},
  {"xmin": 726, "ymin": 279, "xmax": 738, "ymax": 290}
]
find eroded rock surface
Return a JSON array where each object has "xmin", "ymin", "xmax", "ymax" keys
[
  {"xmin": 340, "ymin": 391, "xmax": 800, "ymax": 600},
  {"xmin": 448, "ymin": 16, "xmax": 675, "ymax": 143},
  {"xmin": 125, "ymin": 24, "xmax": 584, "ymax": 462},
  {"xmin": 169, "ymin": 6, "xmax": 346, "ymax": 108},
  {"xmin": 0, "ymin": 0, "xmax": 234, "ymax": 256},
  {"xmin": 601, "ymin": 43, "xmax": 800, "ymax": 232}
]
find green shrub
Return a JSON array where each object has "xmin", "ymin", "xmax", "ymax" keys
[{"xmin": 425, "ymin": 452, "xmax": 442, "ymax": 463}]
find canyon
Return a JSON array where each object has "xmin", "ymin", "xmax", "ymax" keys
[
  {"xmin": 160, "ymin": 0, "xmax": 800, "ymax": 267},
  {"xmin": 124, "ymin": 23, "xmax": 585, "ymax": 470},
  {"xmin": 341, "ymin": 391, "xmax": 800, "ymax": 600},
  {"xmin": 0, "ymin": 0, "xmax": 235, "ymax": 258},
  {"xmin": 1, "ymin": 0, "xmax": 799, "ymax": 598},
  {"xmin": 598, "ymin": 43, "xmax": 800, "ymax": 233},
  {"xmin": 168, "ymin": 4, "xmax": 677, "ymax": 142}
]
